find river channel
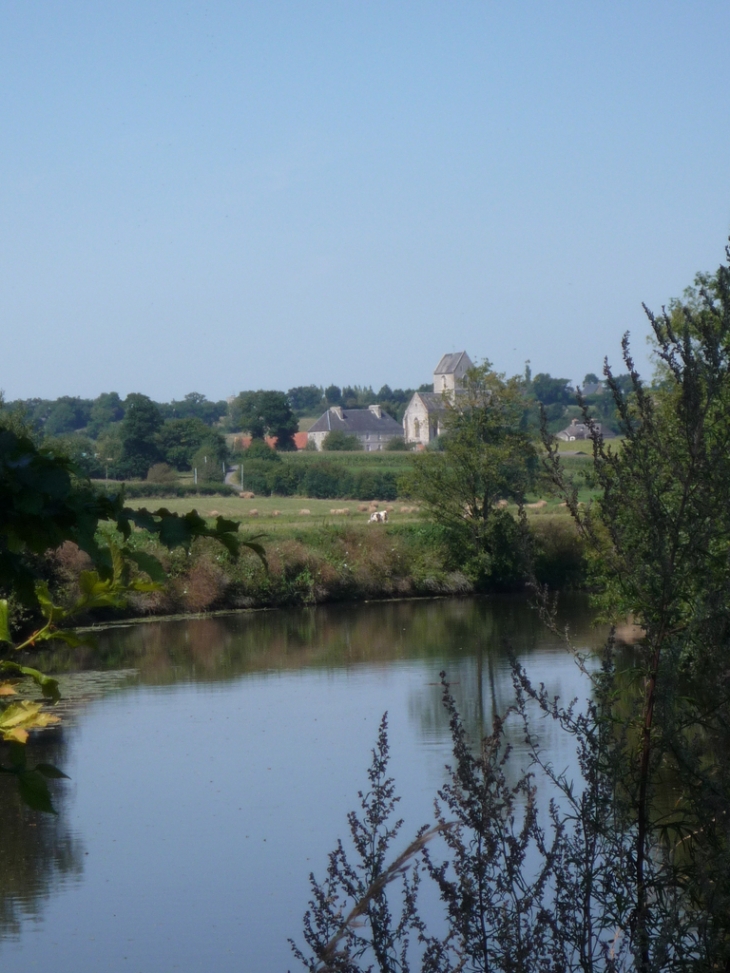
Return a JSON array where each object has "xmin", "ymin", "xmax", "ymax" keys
[{"xmin": 1, "ymin": 595, "xmax": 606, "ymax": 973}]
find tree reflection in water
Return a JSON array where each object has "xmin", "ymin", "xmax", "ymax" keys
[
  {"xmin": 28, "ymin": 595, "xmax": 604, "ymax": 688},
  {"xmin": 0, "ymin": 728, "xmax": 82, "ymax": 938}
]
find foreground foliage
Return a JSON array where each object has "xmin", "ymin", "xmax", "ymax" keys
[{"xmin": 0, "ymin": 424, "xmax": 264, "ymax": 811}]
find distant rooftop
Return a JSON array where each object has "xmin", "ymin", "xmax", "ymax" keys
[
  {"xmin": 434, "ymin": 351, "xmax": 471, "ymax": 375},
  {"xmin": 308, "ymin": 406, "xmax": 403, "ymax": 435}
]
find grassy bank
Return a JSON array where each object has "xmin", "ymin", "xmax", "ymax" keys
[
  {"xmin": 43, "ymin": 495, "xmax": 586, "ymax": 624},
  {"xmin": 59, "ymin": 448, "xmax": 596, "ymax": 622}
]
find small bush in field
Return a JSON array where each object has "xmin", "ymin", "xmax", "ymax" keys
[
  {"xmin": 146, "ymin": 462, "xmax": 177, "ymax": 484},
  {"xmin": 323, "ymin": 430, "xmax": 361, "ymax": 451},
  {"xmin": 246, "ymin": 439, "xmax": 282, "ymax": 462},
  {"xmin": 384, "ymin": 436, "xmax": 411, "ymax": 451}
]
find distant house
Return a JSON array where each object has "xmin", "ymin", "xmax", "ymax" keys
[
  {"xmin": 556, "ymin": 417, "xmax": 613, "ymax": 442},
  {"xmin": 580, "ymin": 382, "xmax": 605, "ymax": 397},
  {"xmin": 403, "ymin": 351, "xmax": 473, "ymax": 447},
  {"xmin": 307, "ymin": 404, "xmax": 403, "ymax": 451}
]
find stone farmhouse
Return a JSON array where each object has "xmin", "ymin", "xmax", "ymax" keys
[
  {"xmin": 307, "ymin": 404, "xmax": 403, "ymax": 451},
  {"xmin": 403, "ymin": 351, "xmax": 473, "ymax": 447}
]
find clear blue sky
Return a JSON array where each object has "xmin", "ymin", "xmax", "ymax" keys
[{"xmin": 2, "ymin": 1, "xmax": 729, "ymax": 401}]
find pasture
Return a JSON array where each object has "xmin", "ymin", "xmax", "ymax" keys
[{"xmin": 124, "ymin": 493, "xmax": 423, "ymax": 531}]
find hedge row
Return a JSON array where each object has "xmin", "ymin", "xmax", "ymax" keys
[
  {"xmin": 98, "ymin": 462, "xmax": 400, "ymax": 500},
  {"xmin": 241, "ymin": 460, "xmax": 399, "ymax": 500},
  {"xmin": 101, "ymin": 482, "xmax": 237, "ymax": 499}
]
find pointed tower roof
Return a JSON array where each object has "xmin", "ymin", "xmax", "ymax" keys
[{"xmin": 434, "ymin": 351, "xmax": 472, "ymax": 375}]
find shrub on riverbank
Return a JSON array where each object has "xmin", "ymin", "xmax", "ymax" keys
[{"xmin": 46, "ymin": 514, "xmax": 586, "ymax": 622}]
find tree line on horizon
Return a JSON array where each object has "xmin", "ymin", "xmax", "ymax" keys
[{"xmin": 0, "ymin": 369, "xmax": 629, "ymax": 483}]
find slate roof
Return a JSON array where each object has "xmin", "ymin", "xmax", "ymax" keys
[
  {"xmin": 434, "ymin": 351, "xmax": 471, "ymax": 375},
  {"xmin": 308, "ymin": 407, "xmax": 403, "ymax": 435},
  {"xmin": 409, "ymin": 390, "xmax": 467, "ymax": 414}
]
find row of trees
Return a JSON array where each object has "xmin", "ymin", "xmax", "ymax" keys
[
  {"xmin": 2, "ymin": 367, "xmax": 631, "ymax": 486},
  {"xmin": 6, "ymin": 391, "xmax": 229, "ymax": 440}
]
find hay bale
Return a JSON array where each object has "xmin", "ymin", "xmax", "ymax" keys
[
  {"xmin": 240, "ymin": 491, "xmax": 255, "ymax": 499},
  {"xmin": 299, "ymin": 508, "xmax": 311, "ymax": 516},
  {"xmin": 358, "ymin": 504, "xmax": 369, "ymax": 512},
  {"xmin": 272, "ymin": 510, "xmax": 281, "ymax": 517},
  {"xmin": 208, "ymin": 510, "xmax": 220, "ymax": 517},
  {"xmin": 248, "ymin": 509, "xmax": 259, "ymax": 516}
]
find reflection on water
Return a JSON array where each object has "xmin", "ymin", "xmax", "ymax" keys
[
  {"xmin": 0, "ymin": 730, "xmax": 83, "ymax": 938},
  {"xmin": 3, "ymin": 595, "xmax": 605, "ymax": 973},
  {"xmin": 32, "ymin": 594, "xmax": 604, "ymax": 686}
]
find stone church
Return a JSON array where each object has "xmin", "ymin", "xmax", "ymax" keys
[{"xmin": 403, "ymin": 351, "xmax": 473, "ymax": 447}]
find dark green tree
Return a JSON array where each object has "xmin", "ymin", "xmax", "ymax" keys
[
  {"xmin": 156, "ymin": 418, "xmax": 226, "ymax": 471},
  {"xmin": 43, "ymin": 397, "xmax": 93, "ymax": 437},
  {"xmin": 44, "ymin": 434, "xmax": 103, "ymax": 478},
  {"xmin": 324, "ymin": 385, "xmax": 342, "ymax": 406},
  {"xmin": 403, "ymin": 362, "xmax": 536, "ymax": 585},
  {"xmin": 119, "ymin": 394, "xmax": 163, "ymax": 479},
  {"xmin": 160, "ymin": 392, "xmax": 228, "ymax": 425},
  {"xmin": 190, "ymin": 446, "xmax": 225, "ymax": 483},
  {"xmin": 288, "ymin": 385, "xmax": 324, "ymax": 415},
  {"xmin": 86, "ymin": 392, "xmax": 124, "ymax": 438},
  {"xmin": 231, "ymin": 390, "xmax": 298, "ymax": 450}
]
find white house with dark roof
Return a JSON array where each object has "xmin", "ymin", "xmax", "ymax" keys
[
  {"xmin": 556, "ymin": 417, "xmax": 614, "ymax": 441},
  {"xmin": 403, "ymin": 352, "xmax": 473, "ymax": 447},
  {"xmin": 307, "ymin": 404, "xmax": 404, "ymax": 451}
]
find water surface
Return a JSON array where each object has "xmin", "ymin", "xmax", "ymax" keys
[{"xmin": 1, "ymin": 595, "xmax": 605, "ymax": 973}]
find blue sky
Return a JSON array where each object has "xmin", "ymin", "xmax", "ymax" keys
[{"xmin": 2, "ymin": 1, "xmax": 729, "ymax": 401}]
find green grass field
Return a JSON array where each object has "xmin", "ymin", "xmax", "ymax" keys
[
  {"xmin": 119, "ymin": 440, "xmax": 600, "ymax": 531},
  {"xmin": 124, "ymin": 490, "xmax": 594, "ymax": 533},
  {"xmin": 124, "ymin": 493, "xmax": 423, "ymax": 531}
]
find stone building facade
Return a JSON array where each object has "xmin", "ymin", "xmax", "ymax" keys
[{"xmin": 307, "ymin": 404, "xmax": 404, "ymax": 451}]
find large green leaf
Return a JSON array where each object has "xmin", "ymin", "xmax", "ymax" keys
[{"xmin": 0, "ymin": 663, "xmax": 61, "ymax": 702}]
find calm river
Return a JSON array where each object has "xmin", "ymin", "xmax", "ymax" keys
[{"xmin": 1, "ymin": 595, "xmax": 606, "ymax": 973}]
